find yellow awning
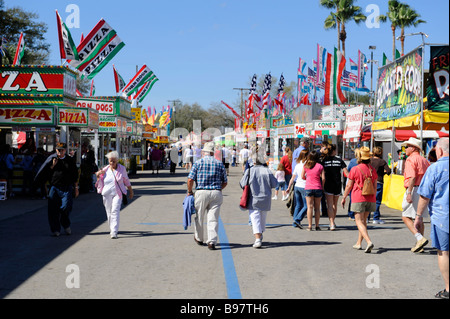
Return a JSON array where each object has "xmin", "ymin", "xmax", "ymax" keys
[{"xmin": 372, "ymin": 110, "xmax": 449, "ymax": 131}]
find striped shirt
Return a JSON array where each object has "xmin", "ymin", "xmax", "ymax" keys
[{"xmin": 188, "ymin": 155, "xmax": 227, "ymax": 190}]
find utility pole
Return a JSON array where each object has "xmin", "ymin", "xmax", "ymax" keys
[
  {"xmin": 168, "ymin": 99, "xmax": 181, "ymax": 132},
  {"xmin": 233, "ymin": 88, "xmax": 252, "ymax": 119}
]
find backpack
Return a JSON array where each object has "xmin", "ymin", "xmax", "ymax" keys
[{"xmin": 357, "ymin": 165, "xmax": 376, "ymax": 196}]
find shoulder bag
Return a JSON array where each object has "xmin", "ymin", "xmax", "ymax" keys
[{"xmin": 239, "ymin": 168, "xmax": 251, "ymax": 209}]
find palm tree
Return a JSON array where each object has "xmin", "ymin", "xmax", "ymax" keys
[
  {"xmin": 320, "ymin": 0, "xmax": 341, "ymax": 50},
  {"xmin": 397, "ymin": 5, "xmax": 426, "ymax": 55},
  {"xmin": 320, "ymin": 0, "xmax": 366, "ymax": 57},
  {"xmin": 377, "ymin": 0, "xmax": 401, "ymax": 60},
  {"xmin": 335, "ymin": 0, "xmax": 366, "ymax": 57}
]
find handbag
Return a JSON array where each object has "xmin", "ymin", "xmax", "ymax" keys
[
  {"xmin": 357, "ymin": 165, "xmax": 376, "ymax": 196},
  {"xmin": 112, "ymin": 168, "xmax": 128, "ymax": 205},
  {"xmin": 239, "ymin": 168, "xmax": 251, "ymax": 209}
]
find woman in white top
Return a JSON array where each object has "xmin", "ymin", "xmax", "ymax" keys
[
  {"xmin": 95, "ymin": 151, "xmax": 133, "ymax": 239},
  {"xmin": 287, "ymin": 149, "xmax": 309, "ymax": 228},
  {"xmin": 184, "ymin": 145, "xmax": 194, "ymax": 171}
]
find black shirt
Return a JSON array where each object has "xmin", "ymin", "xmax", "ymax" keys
[
  {"xmin": 49, "ymin": 155, "xmax": 79, "ymax": 189},
  {"xmin": 321, "ymin": 156, "xmax": 347, "ymax": 192}
]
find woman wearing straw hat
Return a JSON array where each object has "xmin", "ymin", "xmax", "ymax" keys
[
  {"xmin": 341, "ymin": 147, "xmax": 377, "ymax": 253},
  {"xmin": 401, "ymin": 137, "xmax": 430, "ymax": 253}
]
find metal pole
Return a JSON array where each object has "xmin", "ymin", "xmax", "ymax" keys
[{"xmin": 419, "ymin": 43, "xmax": 425, "ymax": 147}]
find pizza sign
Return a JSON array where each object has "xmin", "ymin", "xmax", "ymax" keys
[
  {"xmin": 0, "ymin": 106, "xmax": 55, "ymax": 125},
  {"xmin": 58, "ymin": 107, "xmax": 88, "ymax": 126}
]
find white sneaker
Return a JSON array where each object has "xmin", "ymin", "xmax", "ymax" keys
[
  {"xmin": 282, "ymin": 195, "xmax": 288, "ymax": 201},
  {"xmin": 111, "ymin": 232, "xmax": 118, "ymax": 239},
  {"xmin": 253, "ymin": 239, "xmax": 262, "ymax": 248},
  {"xmin": 272, "ymin": 195, "xmax": 278, "ymax": 200},
  {"xmin": 372, "ymin": 219, "xmax": 385, "ymax": 224}
]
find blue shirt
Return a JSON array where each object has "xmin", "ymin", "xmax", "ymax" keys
[
  {"xmin": 417, "ymin": 156, "xmax": 449, "ymax": 232},
  {"xmin": 291, "ymin": 146, "xmax": 305, "ymax": 179},
  {"xmin": 188, "ymin": 155, "xmax": 227, "ymax": 190}
]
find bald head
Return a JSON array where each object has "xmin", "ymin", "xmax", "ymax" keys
[{"xmin": 436, "ymin": 137, "xmax": 449, "ymax": 159}]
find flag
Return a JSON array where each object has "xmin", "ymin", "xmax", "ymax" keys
[
  {"xmin": 135, "ymin": 76, "xmax": 159, "ymax": 103},
  {"xmin": 159, "ymin": 111, "xmax": 169, "ymax": 127},
  {"xmin": 56, "ymin": 10, "xmax": 79, "ymax": 61},
  {"xmin": 12, "ymin": 32, "xmax": 25, "ymax": 65},
  {"xmin": 113, "ymin": 65, "xmax": 126, "ymax": 93},
  {"xmin": 122, "ymin": 65, "xmax": 155, "ymax": 97},
  {"xmin": 317, "ymin": 44, "xmax": 327, "ymax": 85},
  {"xmin": 162, "ymin": 106, "xmax": 172, "ymax": 127},
  {"xmin": 382, "ymin": 53, "xmax": 391, "ymax": 66},
  {"xmin": 357, "ymin": 50, "xmax": 370, "ymax": 92},
  {"xmin": 262, "ymin": 73, "xmax": 271, "ymax": 109},
  {"xmin": 221, "ymin": 101, "xmax": 243, "ymax": 120},
  {"xmin": 333, "ymin": 47, "xmax": 348, "ymax": 104},
  {"xmin": 324, "ymin": 52, "xmax": 334, "ymax": 105},
  {"xmin": 70, "ymin": 19, "xmax": 125, "ymax": 79},
  {"xmin": 89, "ymin": 80, "xmax": 95, "ymax": 96},
  {"xmin": 76, "ymin": 89, "xmax": 83, "ymax": 97},
  {"xmin": 276, "ymin": 74, "xmax": 286, "ymax": 113},
  {"xmin": 350, "ymin": 58, "xmax": 358, "ymax": 71},
  {"xmin": 246, "ymin": 74, "xmax": 259, "ymax": 119}
]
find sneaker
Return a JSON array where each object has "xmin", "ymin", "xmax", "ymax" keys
[
  {"xmin": 52, "ymin": 231, "xmax": 60, "ymax": 237},
  {"xmin": 253, "ymin": 239, "xmax": 262, "ymax": 248},
  {"xmin": 372, "ymin": 219, "xmax": 386, "ymax": 224},
  {"xmin": 411, "ymin": 237, "xmax": 429, "ymax": 252},
  {"xmin": 282, "ymin": 195, "xmax": 288, "ymax": 201},
  {"xmin": 111, "ymin": 232, "xmax": 118, "ymax": 239},
  {"xmin": 64, "ymin": 227, "xmax": 71, "ymax": 235},
  {"xmin": 272, "ymin": 195, "xmax": 278, "ymax": 200},
  {"xmin": 435, "ymin": 289, "xmax": 449, "ymax": 299}
]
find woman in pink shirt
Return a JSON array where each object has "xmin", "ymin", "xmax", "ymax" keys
[
  {"xmin": 301, "ymin": 151, "xmax": 325, "ymax": 230},
  {"xmin": 341, "ymin": 147, "xmax": 377, "ymax": 253}
]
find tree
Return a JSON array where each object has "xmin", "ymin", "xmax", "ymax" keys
[
  {"xmin": 0, "ymin": 0, "xmax": 50, "ymax": 65},
  {"xmin": 320, "ymin": 0, "xmax": 366, "ymax": 57},
  {"xmin": 378, "ymin": 0, "xmax": 403, "ymax": 60},
  {"xmin": 397, "ymin": 4, "xmax": 426, "ymax": 55}
]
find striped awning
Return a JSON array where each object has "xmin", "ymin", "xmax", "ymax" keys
[{"xmin": 361, "ymin": 130, "xmax": 449, "ymax": 142}]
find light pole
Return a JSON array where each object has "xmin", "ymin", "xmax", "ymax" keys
[
  {"xmin": 396, "ymin": 32, "xmax": 429, "ymax": 144},
  {"xmin": 233, "ymin": 88, "xmax": 252, "ymax": 120},
  {"xmin": 168, "ymin": 99, "xmax": 181, "ymax": 134},
  {"xmin": 369, "ymin": 46, "xmax": 376, "ymax": 96}
]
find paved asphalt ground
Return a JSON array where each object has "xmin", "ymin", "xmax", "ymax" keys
[{"xmin": 0, "ymin": 165, "xmax": 447, "ymax": 309}]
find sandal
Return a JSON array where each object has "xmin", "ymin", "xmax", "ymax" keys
[
  {"xmin": 315, "ymin": 226, "xmax": 321, "ymax": 231},
  {"xmin": 435, "ymin": 289, "xmax": 449, "ymax": 299},
  {"xmin": 307, "ymin": 226, "xmax": 312, "ymax": 231}
]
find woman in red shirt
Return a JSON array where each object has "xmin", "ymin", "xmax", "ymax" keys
[
  {"xmin": 280, "ymin": 147, "xmax": 293, "ymax": 198},
  {"xmin": 341, "ymin": 147, "xmax": 377, "ymax": 253}
]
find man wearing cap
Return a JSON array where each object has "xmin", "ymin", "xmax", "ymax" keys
[
  {"xmin": 36, "ymin": 143, "xmax": 79, "ymax": 236},
  {"xmin": 187, "ymin": 142, "xmax": 228, "ymax": 250},
  {"xmin": 401, "ymin": 137, "xmax": 430, "ymax": 253}
]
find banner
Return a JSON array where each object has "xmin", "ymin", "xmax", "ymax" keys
[
  {"xmin": 79, "ymin": 35, "xmax": 125, "ymax": 80},
  {"xmin": 136, "ymin": 76, "xmax": 158, "ymax": 103},
  {"xmin": 426, "ymin": 45, "xmax": 449, "ymax": 112},
  {"xmin": 343, "ymin": 105, "xmax": 364, "ymax": 139},
  {"xmin": 12, "ymin": 32, "xmax": 25, "ymax": 65},
  {"xmin": 56, "ymin": 10, "xmax": 79, "ymax": 60},
  {"xmin": 122, "ymin": 65, "xmax": 155, "ymax": 97},
  {"xmin": 375, "ymin": 47, "xmax": 423, "ymax": 122},
  {"xmin": 70, "ymin": 19, "xmax": 116, "ymax": 68}
]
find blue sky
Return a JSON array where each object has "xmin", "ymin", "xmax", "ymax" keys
[{"xmin": 5, "ymin": 0, "xmax": 450, "ymax": 112}]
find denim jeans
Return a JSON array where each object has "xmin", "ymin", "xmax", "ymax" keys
[
  {"xmin": 48, "ymin": 185, "xmax": 73, "ymax": 233},
  {"xmin": 293, "ymin": 187, "xmax": 307, "ymax": 225},
  {"xmin": 373, "ymin": 182, "xmax": 384, "ymax": 220}
]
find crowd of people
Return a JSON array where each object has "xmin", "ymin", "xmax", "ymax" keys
[{"xmin": 1, "ymin": 135, "xmax": 448, "ymax": 299}]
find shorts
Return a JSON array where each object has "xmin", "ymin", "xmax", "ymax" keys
[
  {"xmin": 351, "ymin": 201, "xmax": 376, "ymax": 213},
  {"xmin": 275, "ymin": 181, "xmax": 287, "ymax": 191},
  {"xmin": 305, "ymin": 189, "xmax": 323, "ymax": 198},
  {"xmin": 402, "ymin": 187, "xmax": 428, "ymax": 219},
  {"xmin": 324, "ymin": 184, "xmax": 342, "ymax": 196},
  {"xmin": 430, "ymin": 224, "xmax": 449, "ymax": 251}
]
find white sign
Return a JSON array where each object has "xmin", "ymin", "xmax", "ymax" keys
[{"xmin": 343, "ymin": 105, "xmax": 364, "ymax": 139}]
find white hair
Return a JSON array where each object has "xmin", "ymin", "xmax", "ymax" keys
[
  {"xmin": 106, "ymin": 151, "xmax": 119, "ymax": 160},
  {"xmin": 437, "ymin": 137, "xmax": 449, "ymax": 154}
]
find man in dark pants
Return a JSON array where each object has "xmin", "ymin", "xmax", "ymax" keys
[{"xmin": 36, "ymin": 143, "xmax": 79, "ymax": 236}]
